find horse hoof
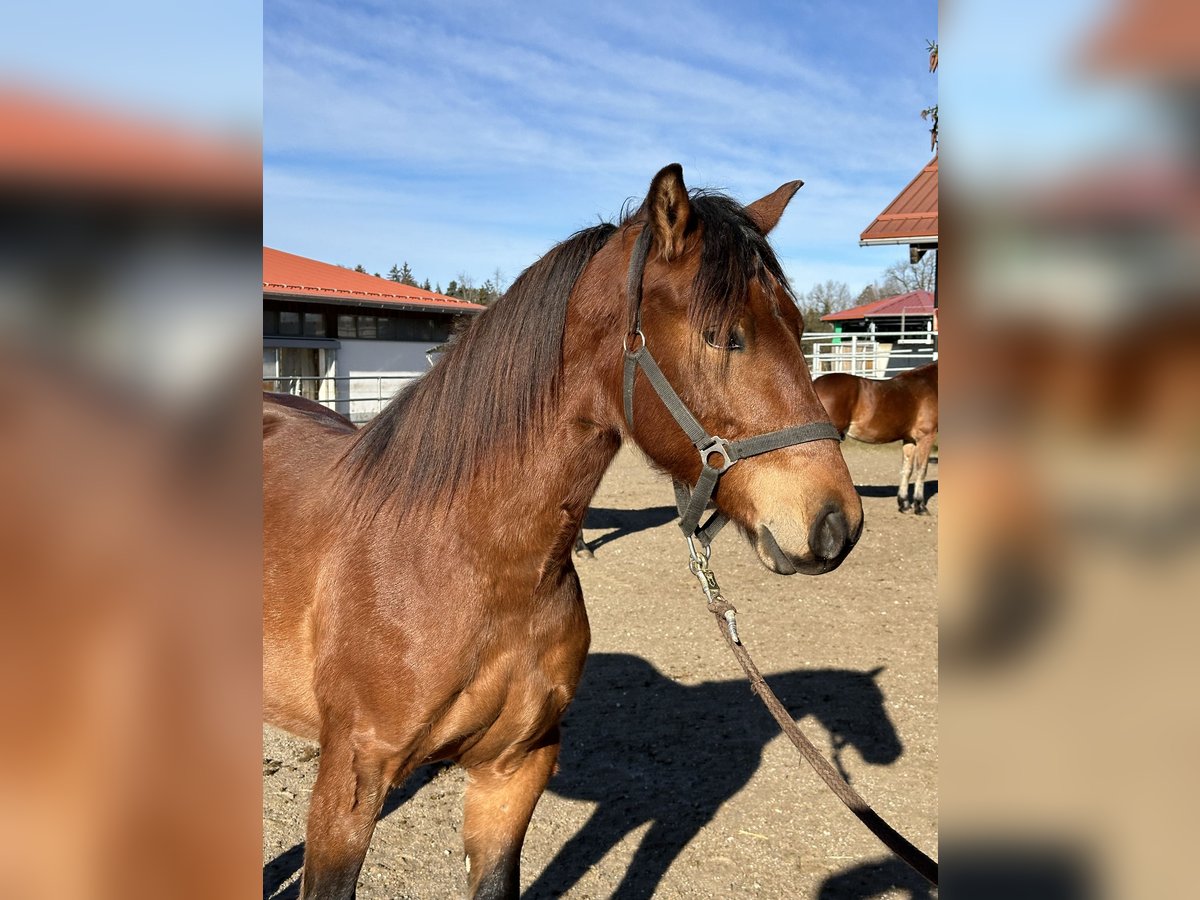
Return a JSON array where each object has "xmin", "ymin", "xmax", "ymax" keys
[
  {"xmin": 914, "ymin": 505, "xmax": 929, "ymax": 516},
  {"xmin": 897, "ymin": 501, "xmax": 911, "ymax": 513},
  {"xmin": 574, "ymin": 546, "xmax": 595, "ymax": 559}
]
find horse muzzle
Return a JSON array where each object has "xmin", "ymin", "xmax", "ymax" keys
[{"xmin": 754, "ymin": 502, "xmax": 862, "ymax": 575}]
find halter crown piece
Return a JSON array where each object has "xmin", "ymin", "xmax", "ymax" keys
[{"xmin": 621, "ymin": 224, "xmax": 841, "ymax": 550}]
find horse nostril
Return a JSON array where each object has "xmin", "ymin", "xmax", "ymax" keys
[{"xmin": 811, "ymin": 505, "xmax": 849, "ymax": 561}]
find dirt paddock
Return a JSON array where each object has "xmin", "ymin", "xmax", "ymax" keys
[{"xmin": 263, "ymin": 441, "xmax": 938, "ymax": 899}]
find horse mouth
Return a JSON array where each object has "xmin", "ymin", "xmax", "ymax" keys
[{"xmin": 755, "ymin": 522, "xmax": 857, "ymax": 576}]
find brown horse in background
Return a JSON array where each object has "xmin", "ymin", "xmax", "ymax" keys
[
  {"xmin": 263, "ymin": 164, "xmax": 863, "ymax": 900},
  {"xmin": 814, "ymin": 363, "xmax": 938, "ymax": 514}
]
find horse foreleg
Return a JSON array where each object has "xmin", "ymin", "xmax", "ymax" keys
[
  {"xmin": 897, "ymin": 442, "xmax": 916, "ymax": 512},
  {"xmin": 462, "ymin": 734, "xmax": 561, "ymax": 900},
  {"xmin": 912, "ymin": 434, "xmax": 936, "ymax": 515},
  {"xmin": 299, "ymin": 734, "xmax": 392, "ymax": 900}
]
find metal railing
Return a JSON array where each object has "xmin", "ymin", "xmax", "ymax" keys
[
  {"xmin": 802, "ymin": 330, "xmax": 937, "ymax": 379},
  {"xmin": 262, "ymin": 374, "xmax": 423, "ymax": 424},
  {"xmin": 265, "ymin": 333, "xmax": 937, "ymax": 423}
]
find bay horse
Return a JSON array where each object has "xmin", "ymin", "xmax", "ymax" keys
[
  {"xmin": 263, "ymin": 164, "xmax": 864, "ymax": 900},
  {"xmin": 813, "ymin": 363, "xmax": 938, "ymax": 514}
]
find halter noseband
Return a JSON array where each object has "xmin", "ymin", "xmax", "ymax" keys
[{"xmin": 621, "ymin": 224, "xmax": 841, "ymax": 549}]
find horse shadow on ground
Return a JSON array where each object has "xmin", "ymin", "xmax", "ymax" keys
[
  {"xmin": 579, "ymin": 505, "xmax": 678, "ymax": 553},
  {"xmin": 526, "ymin": 653, "xmax": 904, "ymax": 899},
  {"xmin": 855, "ymin": 480, "xmax": 939, "ymax": 501},
  {"xmin": 816, "ymin": 857, "xmax": 935, "ymax": 899},
  {"xmin": 263, "ymin": 653, "xmax": 905, "ymax": 900}
]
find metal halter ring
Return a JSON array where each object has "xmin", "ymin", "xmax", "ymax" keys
[
  {"xmin": 622, "ymin": 329, "xmax": 646, "ymax": 355},
  {"xmin": 698, "ymin": 437, "xmax": 736, "ymax": 473}
]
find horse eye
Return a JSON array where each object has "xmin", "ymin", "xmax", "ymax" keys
[{"xmin": 703, "ymin": 328, "xmax": 745, "ymax": 352}]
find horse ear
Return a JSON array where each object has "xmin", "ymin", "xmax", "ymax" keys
[
  {"xmin": 745, "ymin": 180, "xmax": 804, "ymax": 234},
  {"xmin": 645, "ymin": 163, "xmax": 691, "ymax": 261}
]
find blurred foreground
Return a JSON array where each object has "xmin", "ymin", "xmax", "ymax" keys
[
  {"xmin": 942, "ymin": 1, "xmax": 1200, "ymax": 896},
  {"xmin": 0, "ymin": 84, "xmax": 262, "ymax": 899}
]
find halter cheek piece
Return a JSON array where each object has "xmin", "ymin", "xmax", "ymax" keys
[{"xmin": 622, "ymin": 225, "xmax": 841, "ymax": 550}]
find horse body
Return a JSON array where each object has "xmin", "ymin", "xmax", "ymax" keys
[
  {"xmin": 815, "ymin": 363, "xmax": 938, "ymax": 513},
  {"xmin": 264, "ymin": 165, "xmax": 863, "ymax": 899}
]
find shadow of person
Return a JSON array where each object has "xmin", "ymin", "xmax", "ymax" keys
[
  {"xmin": 526, "ymin": 653, "xmax": 904, "ymax": 900},
  {"xmin": 579, "ymin": 505, "xmax": 678, "ymax": 554},
  {"xmin": 816, "ymin": 857, "xmax": 935, "ymax": 899}
]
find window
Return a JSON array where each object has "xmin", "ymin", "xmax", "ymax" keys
[
  {"xmin": 337, "ymin": 315, "xmax": 356, "ymax": 338},
  {"xmin": 303, "ymin": 312, "xmax": 326, "ymax": 337},
  {"xmin": 278, "ymin": 311, "xmax": 301, "ymax": 336},
  {"xmin": 356, "ymin": 316, "xmax": 377, "ymax": 339}
]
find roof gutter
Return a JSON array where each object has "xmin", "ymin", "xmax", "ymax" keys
[
  {"xmin": 263, "ymin": 290, "xmax": 484, "ymax": 316},
  {"xmin": 858, "ymin": 236, "xmax": 939, "ymax": 247}
]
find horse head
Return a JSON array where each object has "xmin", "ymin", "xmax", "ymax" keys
[{"xmin": 618, "ymin": 164, "xmax": 863, "ymax": 574}]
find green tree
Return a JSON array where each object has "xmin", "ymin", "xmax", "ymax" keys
[
  {"xmin": 398, "ymin": 262, "xmax": 417, "ymax": 286},
  {"xmin": 353, "ymin": 264, "xmax": 367, "ymax": 274},
  {"xmin": 387, "ymin": 264, "xmax": 402, "ymax": 282},
  {"xmin": 421, "ymin": 278, "xmax": 432, "ymax": 291}
]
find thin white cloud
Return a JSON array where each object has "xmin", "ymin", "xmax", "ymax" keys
[{"xmin": 264, "ymin": 0, "xmax": 936, "ymax": 292}]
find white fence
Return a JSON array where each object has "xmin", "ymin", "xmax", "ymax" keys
[
  {"xmin": 264, "ymin": 332, "xmax": 937, "ymax": 422},
  {"xmin": 262, "ymin": 374, "xmax": 422, "ymax": 424},
  {"xmin": 802, "ymin": 330, "xmax": 937, "ymax": 379}
]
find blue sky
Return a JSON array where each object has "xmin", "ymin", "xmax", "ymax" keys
[{"xmin": 265, "ymin": 0, "xmax": 937, "ymax": 297}]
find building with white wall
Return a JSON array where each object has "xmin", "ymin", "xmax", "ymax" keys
[{"xmin": 263, "ymin": 247, "xmax": 484, "ymax": 422}]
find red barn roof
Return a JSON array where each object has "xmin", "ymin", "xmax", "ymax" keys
[
  {"xmin": 822, "ymin": 290, "xmax": 934, "ymax": 322},
  {"xmin": 263, "ymin": 247, "xmax": 485, "ymax": 314},
  {"xmin": 860, "ymin": 157, "xmax": 938, "ymax": 246},
  {"xmin": 1079, "ymin": 0, "xmax": 1200, "ymax": 80},
  {"xmin": 0, "ymin": 88, "xmax": 259, "ymax": 209}
]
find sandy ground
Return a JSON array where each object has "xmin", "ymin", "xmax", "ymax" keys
[{"xmin": 263, "ymin": 441, "xmax": 938, "ymax": 899}]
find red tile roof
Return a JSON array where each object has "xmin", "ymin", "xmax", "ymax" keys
[
  {"xmin": 822, "ymin": 290, "xmax": 934, "ymax": 322},
  {"xmin": 0, "ymin": 88, "xmax": 259, "ymax": 209},
  {"xmin": 263, "ymin": 247, "xmax": 485, "ymax": 314},
  {"xmin": 860, "ymin": 157, "xmax": 938, "ymax": 246},
  {"xmin": 1079, "ymin": 0, "xmax": 1200, "ymax": 79}
]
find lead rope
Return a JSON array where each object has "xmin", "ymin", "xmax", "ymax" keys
[
  {"xmin": 685, "ymin": 536, "xmax": 940, "ymax": 887},
  {"xmin": 623, "ymin": 219, "xmax": 936, "ymax": 884}
]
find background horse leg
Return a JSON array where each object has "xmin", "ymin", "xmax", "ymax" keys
[
  {"xmin": 911, "ymin": 434, "xmax": 936, "ymax": 515},
  {"xmin": 462, "ymin": 735, "xmax": 561, "ymax": 900},
  {"xmin": 897, "ymin": 442, "xmax": 916, "ymax": 512},
  {"xmin": 573, "ymin": 528, "xmax": 594, "ymax": 558},
  {"xmin": 300, "ymin": 734, "xmax": 392, "ymax": 900}
]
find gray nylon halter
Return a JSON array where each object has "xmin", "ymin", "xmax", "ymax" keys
[{"xmin": 621, "ymin": 225, "xmax": 841, "ymax": 548}]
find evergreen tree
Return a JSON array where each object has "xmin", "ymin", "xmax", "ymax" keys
[
  {"xmin": 388, "ymin": 264, "xmax": 402, "ymax": 282},
  {"xmin": 398, "ymin": 262, "xmax": 417, "ymax": 286},
  {"xmin": 353, "ymin": 264, "xmax": 367, "ymax": 274}
]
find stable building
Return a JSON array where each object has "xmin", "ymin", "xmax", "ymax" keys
[
  {"xmin": 820, "ymin": 290, "xmax": 936, "ymax": 376},
  {"xmin": 263, "ymin": 247, "xmax": 484, "ymax": 422}
]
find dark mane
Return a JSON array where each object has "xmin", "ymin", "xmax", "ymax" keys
[
  {"xmin": 687, "ymin": 192, "xmax": 796, "ymax": 349},
  {"xmin": 340, "ymin": 222, "xmax": 618, "ymax": 510},
  {"xmin": 339, "ymin": 189, "xmax": 794, "ymax": 513}
]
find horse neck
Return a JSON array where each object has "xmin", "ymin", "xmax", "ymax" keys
[{"xmin": 446, "ymin": 259, "xmax": 628, "ymax": 565}]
